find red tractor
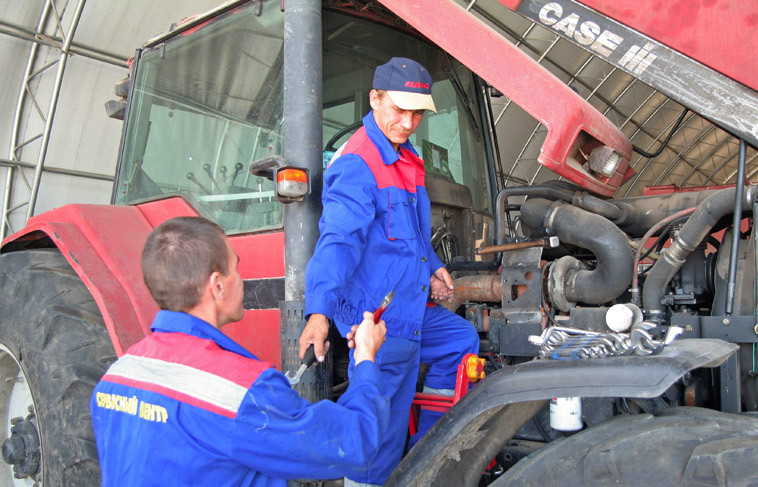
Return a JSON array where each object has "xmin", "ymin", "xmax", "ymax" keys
[{"xmin": 0, "ymin": 0, "xmax": 757, "ymax": 485}]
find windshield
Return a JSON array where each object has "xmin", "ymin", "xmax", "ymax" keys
[
  {"xmin": 115, "ymin": 3, "xmax": 493, "ymax": 234},
  {"xmin": 114, "ymin": 3, "xmax": 285, "ymax": 232}
]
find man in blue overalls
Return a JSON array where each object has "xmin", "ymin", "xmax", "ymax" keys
[
  {"xmin": 91, "ymin": 217, "xmax": 390, "ymax": 487},
  {"xmin": 301, "ymin": 57, "xmax": 480, "ymax": 487}
]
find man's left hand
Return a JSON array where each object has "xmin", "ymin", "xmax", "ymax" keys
[{"xmin": 430, "ymin": 267, "xmax": 454, "ymax": 301}]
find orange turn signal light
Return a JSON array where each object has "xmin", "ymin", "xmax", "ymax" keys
[
  {"xmin": 277, "ymin": 168, "xmax": 308, "ymax": 183},
  {"xmin": 275, "ymin": 167, "xmax": 309, "ymax": 201}
]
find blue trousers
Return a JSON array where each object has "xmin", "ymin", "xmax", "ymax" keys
[{"xmin": 340, "ymin": 303, "xmax": 480, "ymax": 485}]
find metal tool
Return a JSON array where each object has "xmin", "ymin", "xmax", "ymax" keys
[
  {"xmin": 528, "ymin": 323, "xmax": 683, "ymax": 360},
  {"xmin": 373, "ymin": 290, "xmax": 394, "ymax": 321},
  {"xmin": 286, "ymin": 343, "xmax": 317, "ymax": 386},
  {"xmin": 475, "ymin": 236, "xmax": 559, "ymax": 255},
  {"xmin": 286, "ymin": 290, "xmax": 394, "ymax": 386}
]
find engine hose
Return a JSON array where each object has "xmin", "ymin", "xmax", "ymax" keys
[
  {"xmin": 612, "ymin": 188, "xmax": 727, "ymax": 237},
  {"xmin": 495, "ymin": 184, "xmax": 624, "ymax": 243},
  {"xmin": 630, "ymin": 206, "xmax": 697, "ymax": 306},
  {"xmin": 642, "ymin": 186, "xmax": 758, "ymax": 315},
  {"xmin": 520, "ymin": 198, "xmax": 633, "ymax": 311}
]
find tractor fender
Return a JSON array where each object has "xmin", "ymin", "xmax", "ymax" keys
[
  {"xmin": 1, "ymin": 198, "xmax": 200, "ymax": 355},
  {"xmin": 387, "ymin": 338, "xmax": 738, "ymax": 487}
]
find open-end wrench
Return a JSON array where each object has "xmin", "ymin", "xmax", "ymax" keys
[
  {"xmin": 286, "ymin": 344, "xmax": 317, "ymax": 386},
  {"xmin": 286, "ymin": 290, "xmax": 394, "ymax": 386}
]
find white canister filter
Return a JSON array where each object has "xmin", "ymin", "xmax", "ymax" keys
[{"xmin": 549, "ymin": 397, "xmax": 583, "ymax": 431}]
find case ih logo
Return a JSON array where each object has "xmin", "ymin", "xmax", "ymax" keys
[
  {"xmin": 405, "ymin": 81, "xmax": 430, "ymax": 89},
  {"xmin": 511, "ymin": 0, "xmax": 758, "ymax": 153},
  {"xmin": 526, "ymin": 1, "xmax": 657, "ymax": 75}
]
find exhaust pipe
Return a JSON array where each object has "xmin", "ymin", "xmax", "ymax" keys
[{"xmin": 443, "ymin": 274, "xmax": 502, "ymax": 313}]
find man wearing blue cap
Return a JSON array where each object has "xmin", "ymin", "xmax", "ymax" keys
[{"xmin": 300, "ymin": 57, "xmax": 480, "ymax": 486}]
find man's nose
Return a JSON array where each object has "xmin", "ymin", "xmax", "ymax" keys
[{"xmin": 398, "ymin": 111, "xmax": 414, "ymax": 129}]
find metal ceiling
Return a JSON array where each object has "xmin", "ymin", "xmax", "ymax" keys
[
  {"xmin": 0, "ymin": 0, "xmax": 116, "ymax": 240},
  {"xmin": 0, "ymin": 0, "xmax": 756, "ymax": 238}
]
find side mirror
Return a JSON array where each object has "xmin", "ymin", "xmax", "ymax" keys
[{"xmin": 249, "ymin": 155, "xmax": 310, "ymax": 203}]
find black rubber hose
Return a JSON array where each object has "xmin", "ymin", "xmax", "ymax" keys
[
  {"xmin": 642, "ymin": 186, "xmax": 754, "ymax": 314},
  {"xmin": 612, "ymin": 189, "xmax": 725, "ymax": 238},
  {"xmin": 633, "ymin": 108, "xmax": 690, "ymax": 159},
  {"xmin": 521, "ymin": 198, "xmax": 634, "ymax": 306},
  {"xmin": 495, "ymin": 185, "xmax": 624, "ymax": 243}
]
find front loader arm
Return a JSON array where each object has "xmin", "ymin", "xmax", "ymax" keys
[{"xmin": 378, "ymin": 0, "xmax": 633, "ymax": 196}]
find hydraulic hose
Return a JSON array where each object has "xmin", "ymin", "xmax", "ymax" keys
[
  {"xmin": 642, "ymin": 186, "xmax": 758, "ymax": 315},
  {"xmin": 520, "ymin": 198, "xmax": 633, "ymax": 311}
]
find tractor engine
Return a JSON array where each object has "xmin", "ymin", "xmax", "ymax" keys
[{"xmin": 430, "ymin": 182, "xmax": 758, "ymax": 427}]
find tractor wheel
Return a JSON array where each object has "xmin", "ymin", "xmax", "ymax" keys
[
  {"xmin": 0, "ymin": 250, "xmax": 116, "ymax": 486},
  {"xmin": 493, "ymin": 406, "xmax": 758, "ymax": 487}
]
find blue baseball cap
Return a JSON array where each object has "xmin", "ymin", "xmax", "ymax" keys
[{"xmin": 373, "ymin": 57, "xmax": 437, "ymax": 113}]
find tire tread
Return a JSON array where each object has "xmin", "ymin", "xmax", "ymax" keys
[{"xmin": 0, "ymin": 250, "xmax": 114, "ymax": 486}]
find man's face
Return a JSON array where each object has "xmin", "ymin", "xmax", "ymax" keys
[
  {"xmin": 370, "ymin": 90, "xmax": 425, "ymax": 148},
  {"xmin": 220, "ymin": 240, "xmax": 245, "ymax": 324}
]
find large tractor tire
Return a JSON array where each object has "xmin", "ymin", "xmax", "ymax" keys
[
  {"xmin": 0, "ymin": 250, "xmax": 116, "ymax": 486},
  {"xmin": 493, "ymin": 406, "xmax": 758, "ymax": 486}
]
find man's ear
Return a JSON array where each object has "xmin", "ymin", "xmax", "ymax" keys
[
  {"xmin": 369, "ymin": 89, "xmax": 379, "ymax": 110},
  {"xmin": 209, "ymin": 271, "xmax": 225, "ymax": 300}
]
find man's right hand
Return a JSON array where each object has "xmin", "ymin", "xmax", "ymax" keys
[
  {"xmin": 299, "ymin": 313, "xmax": 330, "ymax": 363},
  {"xmin": 346, "ymin": 311, "xmax": 387, "ymax": 364}
]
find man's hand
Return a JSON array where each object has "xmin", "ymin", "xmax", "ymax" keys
[
  {"xmin": 430, "ymin": 267, "xmax": 455, "ymax": 301},
  {"xmin": 299, "ymin": 313, "xmax": 330, "ymax": 363},
  {"xmin": 346, "ymin": 311, "xmax": 387, "ymax": 364}
]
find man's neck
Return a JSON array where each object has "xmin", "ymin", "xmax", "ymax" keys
[{"xmin": 184, "ymin": 303, "xmax": 221, "ymax": 329}]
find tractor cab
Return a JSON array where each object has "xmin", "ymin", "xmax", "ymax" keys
[{"xmin": 113, "ymin": 0, "xmax": 496, "ymax": 250}]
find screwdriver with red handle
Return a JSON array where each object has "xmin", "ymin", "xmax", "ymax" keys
[{"xmin": 287, "ymin": 290, "xmax": 394, "ymax": 386}]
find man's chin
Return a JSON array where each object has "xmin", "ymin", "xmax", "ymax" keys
[{"xmin": 230, "ymin": 309, "xmax": 245, "ymax": 324}]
